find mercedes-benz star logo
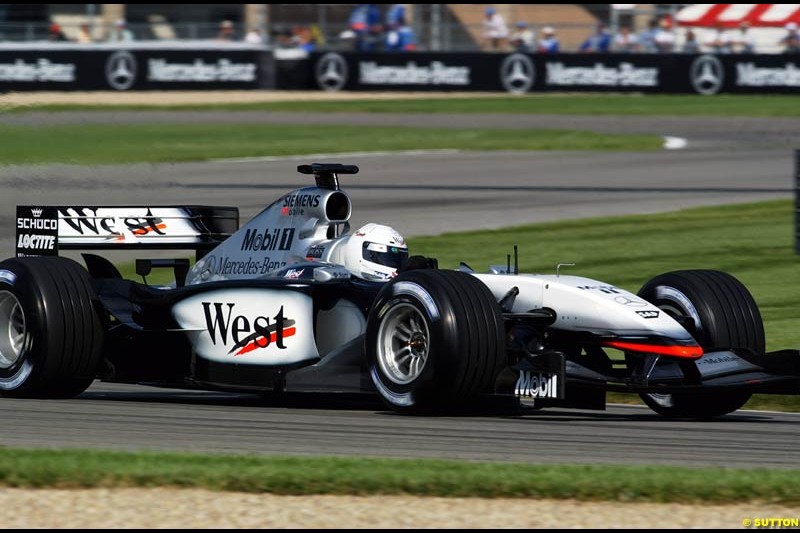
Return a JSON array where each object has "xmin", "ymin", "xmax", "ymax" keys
[
  {"xmin": 690, "ymin": 54, "xmax": 724, "ymax": 96},
  {"xmin": 500, "ymin": 53, "xmax": 535, "ymax": 94},
  {"xmin": 105, "ymin": 50, "xmax": 137, "ymax": 91},
  {"xmin": 315, "ymin": 52, "xmax": 347, "ymax": 92}
]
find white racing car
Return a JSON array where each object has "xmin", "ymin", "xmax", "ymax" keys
[{"xmin": 2, "ymin": 163, "xmax": 799, "ymax": 418}]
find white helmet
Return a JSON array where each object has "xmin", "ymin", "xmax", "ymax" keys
[{"xmin": 343, "ymin": 223, "xmax": 408, "ymax": 281}]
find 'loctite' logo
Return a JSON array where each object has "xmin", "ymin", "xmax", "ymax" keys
[
  {"xmin": 202, "ymin": 303, "xmax": 296, "ymax": 356},
  {"xmin": 17, "ymin": 234, "xmax": 55, "ymax": 251}
]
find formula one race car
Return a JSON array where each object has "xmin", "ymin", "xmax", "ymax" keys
[{"xmin": 2, "ymin": 163, "xmax": 799, "ymax": 418}]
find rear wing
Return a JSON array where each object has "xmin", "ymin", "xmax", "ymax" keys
[{"xmin": 15, "ymin": 205, "xmax": 238, "ymax": 258}]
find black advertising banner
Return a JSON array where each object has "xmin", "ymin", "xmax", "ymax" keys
[
  {"xmin": 0, "ymin": 47, "xmax": 274, "ymax": 91},
  {"xmin": 297, "ymin": 52, "xmax": 800, "ymax": 94},
  {"xmin": 16, "ymin": 206, "xmax": 58, "ymax": 257}
]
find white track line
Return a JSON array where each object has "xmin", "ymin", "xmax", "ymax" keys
[{"xmin": 663, "ymin": 136, "xmax": 689, "ymax": 150}]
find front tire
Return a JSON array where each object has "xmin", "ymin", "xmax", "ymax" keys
[
  {"xmin": 366, "ymin": 270, "xmax": 506, "ymax": 413},
  {"xmin": 0, "ymin": 257, "xmax": 104, "ymax": 398},
  {"xmin": 637, "ymin": 269, "xmax": 763, "ymax": 418}
]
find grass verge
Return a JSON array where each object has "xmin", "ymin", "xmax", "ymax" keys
[
  {"xmin": 7, "ymin": 94, "xmax": 800, "ymax": 116},
  {"xmin": 1, "ymin": 448, "xmax": 798, "ymax": 503},
  {"xmin": 0, "ymin": 123, "xmax": 660, "ymax": 165}
]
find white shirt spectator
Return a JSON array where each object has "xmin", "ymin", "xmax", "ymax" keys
[
  {"xmin": 732, "ymin": 27, "xmax": 755, "ymax": 53},
  {"xmin": 245, "ymin": 28, "xmax": 263, "ymax": 44},
  {"xmin": 704, "ymin": 29, "xmax": 732, "ymax": 53},
  {"xmin": 614, "ymin": 28, "xmax": 639, "ymax": 52},
  {"xmin": 654, "ymin": 27, "xmax": 676, "ymax": 52},
  {"xmin": 483, "ymin": 7, "xmax": 509, "ymax": 49}
]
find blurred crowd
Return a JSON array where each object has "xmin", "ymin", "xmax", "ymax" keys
[
  {"xmin": 35, "ymin": 5, "xmax": 800, "ymax": 55},
  {"xmin": 484, "ymin": 9, "xmax": 800, "ymax": 55},
  {"xmin": 340, "ymin": 4, "xmax": 416, "ymax": 52},
  {"xmin": 47, "ymin": 18, "xmax": 136, "ymax": 42}
]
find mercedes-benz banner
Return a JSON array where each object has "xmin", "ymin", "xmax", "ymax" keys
[
  {"xmin": 0, "ymin": 44, "xmax": 273, "ymax": 91},
  {"xmin": 297, "ymin": 52, "xmax": 800, "ymax": 95}
]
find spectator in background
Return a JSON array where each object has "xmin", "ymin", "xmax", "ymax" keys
[
  {"xmin": 509, "ymin": 21, "xmax": 535, "ymax": 52},
  {"xmin": 217, "ymin": 20, "xmax": 235, "ymax": 41},
  {"xmin": 385, "ymin": 4, "xmax": 406, "ymax": 27},
  {"xmin": 348, "ymin": 4, "xmax": 382, "ymax": 52},
  {"xmin": 385, "ymin": 14, "xmax": 416, "ymax": 51},
  {"xmin": 48, "ymin": 22, "xmax": 67, "ymax": 41},
  {"xmin": 109, "ymin": 19, "xmax": 134, "ymax": 42},
  {"xmin": 613, "ymin": 25, "xmax": 638, "ymax": 53},
  {"xmin": 482, "ymin": 6, "xmax": 509, "ymax": 50},
  {"xmin": 76, "ymin": 23, "xmax": 92, "ymax": 43},
  {"xmin": 704, "ymin": 23, "xmax": 731, "ymax": 53},
  {"xmin": 639, "ymin": 18, "xmax": 659, "ymax": 53},
  {"xmin": 580, "ymin": 23, "xmax": 611, "ymax": 53},
  {"xmin": 244, "ymin": 27, "xmax": 263, "ymax": 44},
  {"xmin": 732, "ymin": 22, "xmax": 755, "ymax": 53},
  {"xmin": 654, "ymin": 18, "xmax": 676, "ymax": 53},
  {"xmin": 682, "ymin": 29, "xmax": 700, "ymax": 53},
  {"xmin": 538, "ymin": 26, "xmax": 559, "ymax": 53},
  {"xmin": 292, "ymin": 25, "xmax": 318, "ymax": 52},
  {"xmin": 781, "ymin": 22, "xmax": 800, "ymax": 53}
]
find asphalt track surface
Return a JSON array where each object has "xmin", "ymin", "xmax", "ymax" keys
[{"xmin": 0, "ymin": 111, "xmax": 798, "ymax": 466}]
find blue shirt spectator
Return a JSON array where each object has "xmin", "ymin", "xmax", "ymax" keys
[
  {"xmin": 639, "ymin": 19, "xmax": 659, "ymax": 53},
  {"xmin": 349, "ymin": 4, "xmax": 382, "ymax": 52},
  {"xmin": 538, "ymin": 27, "xmax": 559, "ymax": 53},
  {"xmin": 385, "ymin": 24, "xmax": 416, "ymax": 51},
  {"xmin": 580, "ymin": 24, "xmax": 611, "ymax": 52},
  {"xmin": 386, "ymin": 4, "xmax": 406, "ymax": 27}
]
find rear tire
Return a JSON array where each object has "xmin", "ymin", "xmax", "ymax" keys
[
  {"xmin": 0, "ymin": 257, "xmax": 104, "ymax": 398},
  {"xmin": 637, "ymin": 269, "xmax": 763, "ymax": 418},
  {"xmin": 366, "ymin": 270, "xmax": 505, "ymax": 414}
]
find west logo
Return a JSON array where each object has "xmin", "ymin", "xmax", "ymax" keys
[
  {"xmin": 202, "ymin": 303, "xmax": 296, "ymax": 356},
  {"xmin": 59, "ymin": 207, "xmax": 166, "ymax": 237}
]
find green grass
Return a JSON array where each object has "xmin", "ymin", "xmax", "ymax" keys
[
  {"xmin": 0, "ymin": 123, "xmax": 660, "ymax": 165},
  {"xmin": 7, "ymin": 94, "xmax": 800, "ymax": 116},
  {"xmin": 410, "ymin": 200, "xmax": 799, "ymax": 349},
  {"xmin": 408, "ymin": 200, "xmax": 800, "ymax": 412},
  {"xmin": 1, "ymin": 448, "xmax": 799, "ymax": 503}
]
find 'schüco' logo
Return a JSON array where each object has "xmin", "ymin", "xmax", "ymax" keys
[
  {"xmin": 315, "ymin": 52, "xmax": 347, "ymax": 91},
  {"xmin": 690, "ymin": 54, "xmax": 724, "ymax": 95},
  {"xmin": 31, "ymin": 208, "xmax": 43, "ymax": 218},
  {"xmin": 202, "ymin": 303, "xmax": 296, "ymax": 356},
  {"xmin": 500, "ymin": 53, "xmax": 535, "ymax": 94},
  {"xmin": 105, "ymin": 50, "xmax": 137, "ymax": 90}
]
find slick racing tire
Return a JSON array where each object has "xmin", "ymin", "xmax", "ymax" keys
[
  {"xmin": 366, "ymin": 270, "xmax": 506, "ymax": 414},
  {"xmin": 637, "ymin": 270, "xmax": 764, "ymax": 419},
  {"xmin": 0, "ymin": 257, "xmax": 104, "ymax": 398}
]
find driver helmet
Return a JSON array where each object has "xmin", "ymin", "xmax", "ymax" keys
[{"xmin": 343, "ymin": 223, "xmax": 408, "ymax": 281}]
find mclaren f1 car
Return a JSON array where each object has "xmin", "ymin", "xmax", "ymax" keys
[{"xmin": 2, "ymin": 163, "xmax": 799, "ymax": 418}]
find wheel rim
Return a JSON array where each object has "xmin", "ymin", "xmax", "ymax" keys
[
  {"xmin": 653, "ymin": 285, "xmax": 703, "ymax": 342},
  {"xmin": 376, "ymin": 303, "xmax": 430, "ymax": 385},
  {"xmin": 645, "ymin": 285, "xmax": 702, "ymax": 407},
  {"xmin": 0, "ymin": 291, "xmax": 26, "ymax": 370}
]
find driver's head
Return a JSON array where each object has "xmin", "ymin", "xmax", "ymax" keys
[{"xmin": 344, "ymin": 223, "xmax": 408, "ymax": 281}]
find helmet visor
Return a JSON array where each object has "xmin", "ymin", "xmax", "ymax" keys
[{"xmin": 363, "ymin": 242, "xmax": 409, "ymax": 269}]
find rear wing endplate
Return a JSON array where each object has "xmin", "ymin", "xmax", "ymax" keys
[{"xmin": 15, "ymin": 205, "xmax": 238, "ymax": 258}]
